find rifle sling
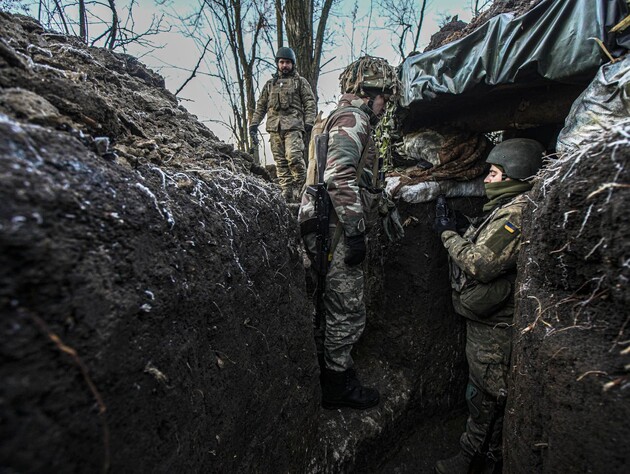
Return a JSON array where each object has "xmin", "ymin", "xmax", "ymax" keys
[{"xmin": 317, "ymin": 106, "xmax": 376, "ymax": 260}]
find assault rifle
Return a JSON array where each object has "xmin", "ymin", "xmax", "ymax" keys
[
  {"xmin": 305, "ymin": 132, "xmax": 331, "ymax": 329},
  {"xmin": 468, "ymin": 389, "xmax": 508, "ymax": 474}
]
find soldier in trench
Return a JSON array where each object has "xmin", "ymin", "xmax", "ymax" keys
[
  {"xmin": 249, "ymin": 47, "xmax": 317, "ymax": 203},
  {"xmin": 298, "ymin": 57, "xmax": 399, "ymax": 409},
  {"xmin": 433, "ymin": 139, "xmax": 546, "ymax": 473}
]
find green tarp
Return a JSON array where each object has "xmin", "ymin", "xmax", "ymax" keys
[{"xmin": 401, "ymin": 0, "xmax": 629, "ymax": 108}]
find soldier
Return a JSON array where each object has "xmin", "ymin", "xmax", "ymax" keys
[
  {"xmin": 433, "ymin": 139, "xmax": 546, "ymax": 473},
  {"xmin": 249, "ymin": 47, "xmax": 317, "ymax": 202},
  {"xmin": 298, "ymin": 56, "xmax": 400, "ymax": 409}
]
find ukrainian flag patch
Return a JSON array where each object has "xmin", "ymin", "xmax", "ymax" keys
[{"xmin": 504, "ymin": 221, "xmax": 517, "ymax": 233}]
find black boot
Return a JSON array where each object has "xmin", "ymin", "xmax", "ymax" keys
[{"xmin": 321, "ymin": 367, "xmax": 379, "ymax": 410}]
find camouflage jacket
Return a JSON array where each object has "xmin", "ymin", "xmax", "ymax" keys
[
  {"xmin": 298, "ymin": 93, "xmax": 377, "ymax": 238},
  {"xmin": 251, "ymin": 70, "xmax": 316, "ymax": 133},
  {"xmin": 441, "ymin": 193, "xmax": 528, "ymax": 324}
]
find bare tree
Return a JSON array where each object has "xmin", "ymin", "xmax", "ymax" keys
[
  {"xmin": 180, "ymin": 0, "xmax": 270, "ymax": 154},
  {"xmin": 19, "ymin": 1, "xmax": 168, "ymax": 50},
  {"xmin": 470, "ymin": 0, "xmax": 493, "ymax": 17},
  {"xmin": 378, "ymin": 0, "xmax": 429, "ymax": 59}
]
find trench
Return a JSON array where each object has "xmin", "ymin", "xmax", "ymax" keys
[{"xmin": 309, "ymin": 198, "xmax": 485, "ymax": 473}]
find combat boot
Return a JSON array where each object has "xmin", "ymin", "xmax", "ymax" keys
[
  {"xmin": 321, "ymin": 367, "xmax": 379, "ymax": 410},
  {"xmin": 434, "ymin": 452, "xmax": 471, "ymax": 474}
]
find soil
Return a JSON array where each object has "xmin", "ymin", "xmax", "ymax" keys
[
  {"xmin": 0, "ymin": 11, "xmax": 317, "ymax": 473},
  {"xmin": 505, "ymin": 125, "xmax": 630, "ymax": 472},
  {"xmin": 2, "ymin": 7, "xmax": 628, "ymax": 474},
  {"xmin": 425, "ymin": 0, "xmax": 543, "ymax": 51}
]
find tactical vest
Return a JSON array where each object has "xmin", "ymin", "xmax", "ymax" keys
[{"xmin": 267, "ymin": 76, "xmax": 300, "ymax": 112}]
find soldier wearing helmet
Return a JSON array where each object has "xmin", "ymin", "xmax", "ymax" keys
[
  {"xmin": 250, "ymin": 47, "xmax": 317, "ymax": 202},
  {"xmin": 433, "ymin": 138, "xmax": 545, "ymax": 473},
  {"xmin": 298, "ymin": 56, "xmax": 400, "ymax": 410}
]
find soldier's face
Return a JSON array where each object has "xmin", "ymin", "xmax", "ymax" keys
[
  {"xmin": 277, "ymin": 59, "xmax": 293, "ymax": 73},
  {"xmin": 484, "ymin": 165, "xmax": 507, "ymax": 183},
  {"xmin": 371, "ymin": 94, "xmax": 389, "ymax": 118}
]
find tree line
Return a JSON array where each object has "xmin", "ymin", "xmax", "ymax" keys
[{"xmin": 6, "ymin": 1, "xmax": 492, "ymax": 155}]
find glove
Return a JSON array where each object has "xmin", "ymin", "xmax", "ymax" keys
[
  {"xmin": 344, "ymin": 234, "xmax": 366, "ymax": 266},
  {"xmin": 383, "ymin": 207, "xmax": 405, "ymax": 242},
  {"xmin": 249, "ymin": 125, "xmax": 259, "ymax": 146},
  {"xmin": 433, "ymin": 215, "xmax": 457, "ymax": 235},
  {"xmin": 304, "ymin": 123, "xmax": 313, "ymax": 133}
]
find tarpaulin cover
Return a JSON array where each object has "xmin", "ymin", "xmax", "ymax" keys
[
  {"xmin": 401, "ymin": 0, "xmax": 630, "ymax": 108},
  {"xmin": 557, "ymin": 54, "xmax": 630, "ymax": 154}
]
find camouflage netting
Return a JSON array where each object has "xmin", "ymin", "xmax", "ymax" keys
[{"xmin": 339, "ymin": 55, "xmax": 402, "ymax": 97}]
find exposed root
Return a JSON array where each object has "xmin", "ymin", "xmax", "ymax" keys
[
  {"xmin": 587, "ymin": 182, "xmax": 630, "ymax": 200},
  {"xmin": 521, "ymin": 296, "xmax": 552, "ymax": 334},
  {"xmin": 576, "ymin": 370, "xmax": 608, "ymax": 381},
  {"xmin": 25, "ymin": 310, "xmax": 110, "ymax": 474},
  {"xmin": 144, "ymin": 361, "xmax": 169, "ymax": 385}
]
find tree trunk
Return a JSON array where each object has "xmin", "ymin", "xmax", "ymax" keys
[{"xmin": 284, "ymin": 0, "xmax": 333, "ymax": 101}]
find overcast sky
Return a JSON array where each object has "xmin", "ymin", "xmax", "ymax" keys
[
  {"xmin": 115, "ymin": 0, "xmax": 476, "ymax": 158},
  {"xmin": 19, "ymin": 0, "xmax": 478, "ymax": 163}
]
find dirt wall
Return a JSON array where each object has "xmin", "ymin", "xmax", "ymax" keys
[
  {"xmin": 0, "ymin": 115, "xmax": 319, "ymax": 473},
  {"xmin": 505, "ymin": 125, "xmax": 630, "ymax": 472}
]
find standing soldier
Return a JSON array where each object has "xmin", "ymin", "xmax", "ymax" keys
[
  {"xmin": 249, "ymin": 47, "xmax": 317, "ymax": 202},
  {"xmin": 433, "ymin": 139, "xmax": 545, "ymax": 473},
  {"xmin": 298, "ymin": 57, "xmax": 399, "ymax": 409}
]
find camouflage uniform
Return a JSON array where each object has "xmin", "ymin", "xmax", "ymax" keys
[
  {"xmin": 251, "ymin": 70, "xmax": 316, "ymax": 199},
  {"xmin": 298, "ymin": 93, "xmax": 378, "ymax": 372},
  {"xmin": 441, "ymin": 192, "xmax": 529, "ymax": 463}
]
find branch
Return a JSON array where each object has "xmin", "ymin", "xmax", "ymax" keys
[
  {"xmin": 412, "ymin": 0, "xmax": 427, "ymax": 53},
  {"xmin": 176, "ymin": 37, "xmax": 213, "ymax": 96},
  {"xmin": 106, "ymin": 0, "xmax": 119, "ymax": 50}
]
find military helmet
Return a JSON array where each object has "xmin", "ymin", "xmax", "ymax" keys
[
  {"xmin": 275, "ymin": 47, "xmax": 296, "ymax": 65},
  {"xmin": 339, "ymin": 56, "xmax": 400, "ymax": 98},
  {"xmin": 486, "ymin": 138, "xmax": 545, "ymax": 180}
]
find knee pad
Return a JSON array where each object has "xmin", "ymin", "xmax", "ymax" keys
[{"xmin": 465, "ymin": 380, "xmax": 495, "ymax": 424}]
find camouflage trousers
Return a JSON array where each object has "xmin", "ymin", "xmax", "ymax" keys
[
  {"xmin": 460, "ymin": 318, "xmax": 512, "ymax": 461},
  {"xmin": 269, "ymin": 130, "xmax": 306, "ymax": 197},
  {"xmin": 305, "ymin": 231, "xmax": 366, "ymax": 372}
]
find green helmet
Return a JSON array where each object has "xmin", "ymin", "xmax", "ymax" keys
[
  {"xmin": 339, "ymin": 56, "xmax": 400, "ymax": 97},
  {"xmin": 486, "ymin": 138, "xmax": 545, "ymax": 180},
  {"xmin": 275, "ymin": 47, "xmax": 296, "ymax": 65}
]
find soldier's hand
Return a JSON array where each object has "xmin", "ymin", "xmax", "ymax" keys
[
  {"xmin": 249, "ymin": 125, "xmax": 259, "ymax": 145},
  {"xmin": 344, "ymin": 234, "xmax": 366, "ymax": 266},
  {"xmin": 433, "ymin": 215, "xmax": 457, "ymax": 235}
]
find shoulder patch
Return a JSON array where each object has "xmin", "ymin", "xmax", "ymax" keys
[
  {"xmin": 485, "ymin": 220, "xmax": 521, "ymax": 255},
  {"xmin": 503, "ymin": 221, "xmax": 518, "ymax": 234}
]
